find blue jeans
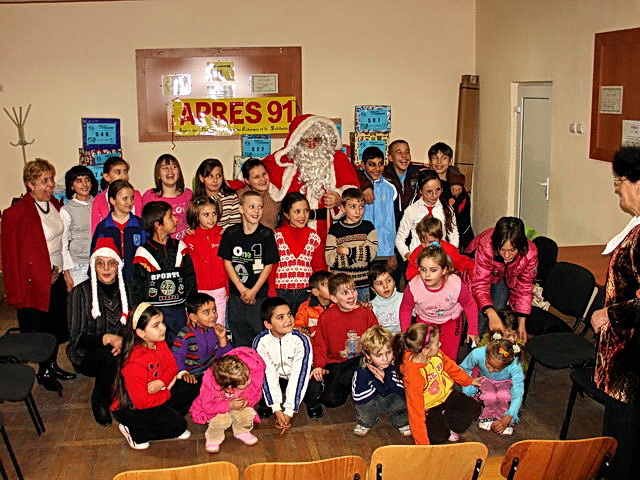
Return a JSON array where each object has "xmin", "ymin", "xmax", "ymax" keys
[
  {"xmin": 478, "ymin": 279, "xmax": 510, "ymax": 335},
  {"xmin": 355, "ymin": 392, "xmax": 408, "ymax": 429}
]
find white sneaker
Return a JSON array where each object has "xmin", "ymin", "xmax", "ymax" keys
[
  {"xmin": 177, "ymin": 429, "xmax": 191, "ymax": 440},
  {"xmin": 119, "ymin": 424, "xmax": 150, "ymax": 450},
  {"xmin": 502, "ymin": 426, "xmax": 514, "ymax": 436},
  {"xmin": 478, "ymin": 420, "xmax": 493, "ymax": 431},
  {"xmin": 398, "ymin": 425, "xmax": 412, "ymax": 437},
  {"xmin": 353, "ymin": 424, "xmax": 370, "ymax": 436}
]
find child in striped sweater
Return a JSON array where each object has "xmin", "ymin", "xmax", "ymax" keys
[{"xmin": 325, "ymin": 188, "xmax": 378, "ymax": 302}]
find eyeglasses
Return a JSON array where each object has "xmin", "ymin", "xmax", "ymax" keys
[
  {"xmin": 613, "ymin": 176, "xmax": 626, "ymax": 188},
  {"xmin": 96, "ymin": 260, "xmax": 119, "ymax": 270},
  {"xmin": 423, "ymin": 188, "xmax": 442, "ymax": 196}
]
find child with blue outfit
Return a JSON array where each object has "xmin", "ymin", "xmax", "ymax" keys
[
  {"xmin": 351, "ymin": 325, "xmax": 410, "ymax": 437},
  {"xmin": 361, "ymin": 147, "xmax": 398, "ymax": 266},
  {"xmin": 459, "ymin": 333, "xmax": 524, "ymax": 436}
]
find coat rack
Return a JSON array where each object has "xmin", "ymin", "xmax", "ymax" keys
[{"xmin": 4, "ymin": 105, "xmax": 35, "ymax": 165}]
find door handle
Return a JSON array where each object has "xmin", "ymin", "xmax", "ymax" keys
[{"xmin": 536, "ymin": 178, "xmax": 550, "ymax": 201}]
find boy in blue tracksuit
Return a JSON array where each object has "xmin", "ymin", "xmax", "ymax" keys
[
  {"xmin": 351, "ymin": 325, "xmax": 410, "ymax": 437},
  {"xmin": 361, "ymin": 147, "xmax": 398, "ymax": 264},
  {"xmin": 90, "ymin": 208, "xmax": 147, "ymax": 282}
]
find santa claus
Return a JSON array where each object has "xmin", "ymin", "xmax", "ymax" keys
[{"xmin": 263, "ymin": 114, "xmax": 360, "ymax": 242}]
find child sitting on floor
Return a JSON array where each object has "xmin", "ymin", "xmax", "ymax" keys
[
  {"xmin": 459, "ymin": 331, "xmax": 524, "ymax": 436},
  {"xmin": 171, "ymin": 292, "xmax": 232, "ymax": 383},
  {"xmin": 190, "ymin": 347, "xmax": 266, "ymax": 453},
  {"xmin": 294, "ymin": 270, "xmax": 332, "ymax": 338},
  {"xmin": 352, "ymin": 325, "xmax": 410, "ymax": 437},
  {"xmin": 394, "ymin": 323, "xmax": 482, "ymax": 445}
]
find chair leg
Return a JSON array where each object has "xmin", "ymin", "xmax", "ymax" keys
[
  {"xmin": 522, "ymin": 358, "xmax": 537, "ymax": 405},
  {"xmin": 1, "ymin": 426, "xmax": 24, "ymax": 480},
  {"xmin": 559, "ymin": 380, "xmax": 580, "ymax": 440},
  {"xmin": 506, "ymin": 457, "xmax": 520, "ymax": 480},
  {"xmin": 0, "ymin": 457, "xmax": 8, "ymax": 480},
  {"xmin": 24, "ymin": 394, "xmax": 45, "ymax": 436}
]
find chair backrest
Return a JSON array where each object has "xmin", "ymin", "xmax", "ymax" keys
[
  {"xmin": 543, "ymin": 262, "xmax": 596, "ymax": 318},
  {"xmin": 368, "ymin": 443, "xmax": 488, "ymax": 480},
  {"xmin": 532, "ymin": 236, "xmax": 558, "ymax": 285},
  {"xmin": 243, "ymin": 456, "xmax": 367, "ymax": 480},
  {"xmin": 499, "ymin": 437, "xmax": 617, "ymax": 480},
  {"xmin": 112, "ymin": 461, "xmax": 239, "ymax": 480}
]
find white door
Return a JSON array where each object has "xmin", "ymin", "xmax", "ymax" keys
[{"xmin": 516, "ymin": 83, "xmax": 552, "ymax": 235}]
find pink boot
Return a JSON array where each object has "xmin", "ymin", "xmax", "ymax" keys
[{"xmin": 234, "ymin": 432, "xmax": 258, "ymax": 446}]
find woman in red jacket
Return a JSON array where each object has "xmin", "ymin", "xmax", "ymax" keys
[
  {"xmin": 1, "ymin": 159, "xmax": 76, "ymax": 392},
  {"xmin": 466, "ymin": 217, "xmax": 537, "ymax": 342}
]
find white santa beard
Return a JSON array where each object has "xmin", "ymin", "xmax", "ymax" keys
[{"xmin": 292, "ymin": 144, "xmax": 334, "ymax": 203}]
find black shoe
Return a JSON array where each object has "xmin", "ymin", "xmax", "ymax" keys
[
  {"xmin": 307, "ymin": 405, "xmax": 323, "ymax": 418},
  {"xmin": 91, "ymin": 402, "xmax": 112, "ymax": 427},
  {"xmin": 37, "ymin": 368, "xmax": 63, "ymax": 394},
  {"xmin": 51, "ymin": 362, "xmax": 76, "ymax": 381},
  {"xmin": 257, "ymin": 406, "xmax": 273, "ymax": 419}
]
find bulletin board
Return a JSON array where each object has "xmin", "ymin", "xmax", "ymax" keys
[
  {"xmin": 136, "ymin": 47, "xmax": 302, "ymax": 142},
  {"xmin": 590, "ymin": 27, "xmax": 640, "ymax": 162}
]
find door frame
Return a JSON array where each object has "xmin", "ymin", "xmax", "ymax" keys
[{"xmin": 508, "ymin": 81, "xmax": 553, "ymax": 221}]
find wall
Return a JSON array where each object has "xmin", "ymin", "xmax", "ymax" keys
[
  {"xmin": 0, "ymin": 0, "xmax": 475, "ymax": 208},
  {"xmin": 475, "ymin": 0, "xmax": 639, "ymax": 245}
]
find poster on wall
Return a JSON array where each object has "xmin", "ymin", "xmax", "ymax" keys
[
  {"xmin": 82, "ymin": 118, "xmax": 121, "ymax": 150},
  {"xmin": 172, "ymin": 96, "xmax": 296, "ymax": 136},
  {"xmin": 351, "ymin": 131, "xmax": 389, "ymax": 166},
  {"xmin": 250, "ymin": 74, "xmax": 279, "ymax": 94},
  {"xmin": 355, "ymin": 105, "xmax": 391, "ymax": 132},
  {"xmin": 242, "ymin": 135, "xmax": 271, "ymax": 157},
  {"xmin": 599, "ymin": 86, "xmax": 623, "ymax": 114},
  {"xmin": 162, "ymin": 74, "xmax": 192, "ymax": 96},
  {"xmin": 622, "ymin": 120, "xmax": 640, "ymax": 147},
  {"xmin": 79, "ymin": 148, "xmax": 122, "ymax": 166},
  {"xmin": 206, "ymin": 62, "xmax": 235, "ymax": 82}
]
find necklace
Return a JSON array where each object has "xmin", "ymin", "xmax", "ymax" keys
[{"xmin": 35, "ymin": 201, "xmax": 50, "ymax": 215}]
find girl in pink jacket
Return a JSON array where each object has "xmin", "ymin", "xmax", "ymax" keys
[
  {"xmin": 399, "ymin": 243, "xmax": 479, "ymax": 360},
  {"xmin": 190, "ymin": 347, "xmax": 266, "ymax": 453},
  {"xmin": 466, "ymin": 217, "xmax": 538, "ymax": 342}
]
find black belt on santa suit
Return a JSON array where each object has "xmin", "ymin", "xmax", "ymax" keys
[{"xmin": 308, "ymin": 208, "xmax": 328, "ymax": 221}]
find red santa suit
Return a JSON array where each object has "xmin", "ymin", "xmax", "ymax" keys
[{"xmin": 263, "ymin": 114, "xmax": 360, "ymax": 244}]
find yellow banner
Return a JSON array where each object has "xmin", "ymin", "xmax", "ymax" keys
[{"xmin": 172, "ymin": 97, "xmax": 296, "ymax": 136}]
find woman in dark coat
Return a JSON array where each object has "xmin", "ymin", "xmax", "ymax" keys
[
  {"xmin": 592, "ymin": 146, "xmax": 640, "ymax": 480},
  {"xmin": 67, "ymin": 237, "xmax": 129, "ymax": 426}
]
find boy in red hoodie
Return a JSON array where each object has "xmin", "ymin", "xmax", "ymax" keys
[{"xmin": 309, "ymin": 273, "xmax": 378, "ymax": 415}]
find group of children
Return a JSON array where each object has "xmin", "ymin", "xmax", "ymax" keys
[{"xmin": 56, "ymin": 143, "xmax": 524, "ymax": 452}]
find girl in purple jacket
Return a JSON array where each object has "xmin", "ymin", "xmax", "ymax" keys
[{"xmin": 189, "ymin": 347, "xmax": 266, "ymax": 453}]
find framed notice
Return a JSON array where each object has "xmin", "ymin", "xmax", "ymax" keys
[
  {"xmin": 136, "ymin": 47, "xmax": 302, "ymax": 142},
  {"xmin": 590, "ymin": 27, "xmax": 640, "ymax": 162},
  {"xmin": 82, "ymin": 118, "xmax": 121, "ymax": 150}
]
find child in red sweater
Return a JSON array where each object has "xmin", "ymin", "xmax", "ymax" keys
[
  {"xmin": 406, "ymin": 216, "xmax": 475, "ymax": 283},
  {"xmin": 309, "ymin": 274, "xmax": 379, "ymax": 414},
  {"xmin": 271, "ymin": 192, "xmax": 326, "ymax": 315},
  {"xmin": 111, "ymin": 303, "xmax": 200, "ymax": 450},
  {"xmin": 183, "ymin": 196, "xmax": 227, "ymax": 325}
]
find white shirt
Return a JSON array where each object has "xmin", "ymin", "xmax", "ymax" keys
[
  {"xmin": 395, "ymin": 198, "xmax": 459, "ymax": 257},
  {"xmin": 36, "ymin": 200, "xmax": 64, "ymax": 270}
]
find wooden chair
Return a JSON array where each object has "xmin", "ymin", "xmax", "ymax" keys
[
  {"xmin": 479, "ymin": 437, "xmax": 617, "ymax": 480},
  {"xmin": 368, "ymin": 443, "xmax": 488, "ymax": 480},
  {"xmin": 112, "ymin": 461, "xmax": 239, "ymax": 480},
  {"xmin": 243, "ymin": 455, "xmax": 367, "ymax": 480}
]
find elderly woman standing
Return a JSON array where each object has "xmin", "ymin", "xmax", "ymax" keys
[
  {"xmin": 68, "ymin": 237, "xmax": 128, "ymax": 426},
  {"xmin": 592, "ymin": 146, "xmax": 640, "ymax": 480},
  {"xmin": 1, "ymin": 158, "xmax": 76, "ymax": 392}
]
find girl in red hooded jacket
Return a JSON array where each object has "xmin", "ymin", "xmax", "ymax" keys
[{"xmin": 183, "ymin": 196, "xmax": 228, "ymax": 325}]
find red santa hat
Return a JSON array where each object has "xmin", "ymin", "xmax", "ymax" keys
[
  {"xmin": 90, "ymin": 237, "xmax": 129, "ymax": 323},
  {"xmin": 273, "ymin": 114, "xmax": 342, "ymax": 166}
]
